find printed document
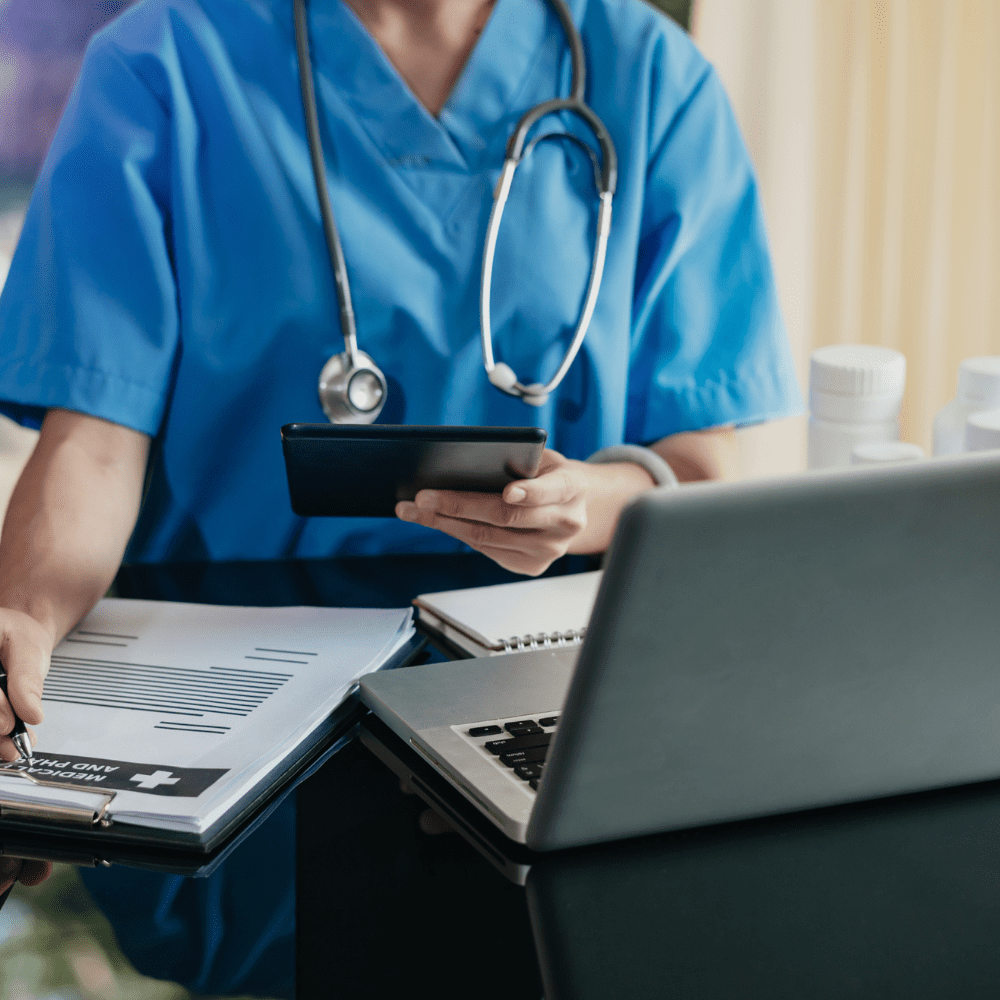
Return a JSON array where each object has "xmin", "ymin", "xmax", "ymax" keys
[{"xmin": 0, "ymin": 599, "xmax": 414, "ymax": 834}]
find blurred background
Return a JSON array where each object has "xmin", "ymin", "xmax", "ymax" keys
[
  {"xmin": 697, "ymin": 0, "xmax": 1000, "ymax": 471},
  {"xmin": 0, "ymin": 0, "xmax": 998, "ymax": 994}
]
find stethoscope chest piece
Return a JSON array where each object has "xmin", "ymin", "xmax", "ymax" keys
[{"xmin": 318, "ymin": 350, "xmax": 388, "ymax": 424}]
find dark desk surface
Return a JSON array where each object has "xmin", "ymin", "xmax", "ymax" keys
[
  {"xmin": 358, "ymin": 710, "xmax": 1000, "ymax": 1000},
  {"xmin": 8, "ymin": 553, "xmax": 1000, "ymax": 1000}
]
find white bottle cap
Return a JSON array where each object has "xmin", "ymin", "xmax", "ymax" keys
[
  {"xmin": 957, "ymin": 356, "xmax": 1000, "ymax": 407},
  {"xmin": 810, "ymin": 345, "xmax": 906, "ymax": 423},
  {"xmin": 850, "ymin": 441, "xmax": 924, "ymax": 465},
  {"xmin": 964, "ymin": 408, "xmax": 1000, "ymax": 452}
]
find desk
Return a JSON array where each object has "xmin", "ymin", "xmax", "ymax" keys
[
  {"xmin": 359, "ymin": 712, "xmax": 1000, "ymax": 1000},
  {"xmin": 113, "ymin": 552, "xmax": 577, "ymax": 999},
  {"xmin": 7, "ymin": 553, "xmax": 1000, "ymax": 999}
]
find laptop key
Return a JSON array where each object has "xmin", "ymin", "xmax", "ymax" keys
[
  {"xmin": 499, "ymin": 746, "xmax": 549, "ymax": 767},
  {"xmin": 538, "ymin": 716, "xmax": 559, "ymax": 728},
  {"xmin": 467, "ymin": 725, "xmax": 503, "ymax": 737},
  {"xmin": 484, "ymin": 733, "xmax": 551, "ymax": 755},
  {"xmin": 528, "ymin": 778, "xmax": 540, "ymax": 791},
  {"xmin": 514, "ymin": 763, "xmax": 543, "ymax": 780},
  {"xmin": 505, "ymin": 720, "xmax": 543, "ymax": 736}
]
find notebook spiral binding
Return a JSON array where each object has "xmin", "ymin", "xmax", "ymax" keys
[{"xmin": 497, "ymin": 629, "xmax": 587, "ymax": 653}]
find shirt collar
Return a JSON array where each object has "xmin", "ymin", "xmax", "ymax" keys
[{"xmin": 308, "ymin": 0, "xmax": 562, "ymax": 171}]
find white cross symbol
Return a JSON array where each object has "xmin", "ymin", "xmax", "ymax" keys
[{"xmin": 130, "ymin": 769, "xmax": 180, "ymax": 790}]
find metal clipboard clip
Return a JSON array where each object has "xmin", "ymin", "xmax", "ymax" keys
[{"xmin": 0, "ymin": 769, "xmax": 116, "ymax": 828}]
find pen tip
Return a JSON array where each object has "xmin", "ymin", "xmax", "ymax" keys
[{"xmin": 11, "ymin": 734, "xmax": 32, "ymax": 763}]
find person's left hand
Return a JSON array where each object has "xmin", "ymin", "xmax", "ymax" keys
[{"xmin": 395, "ymin": 448, "xmax": 653, "ymax": 576}]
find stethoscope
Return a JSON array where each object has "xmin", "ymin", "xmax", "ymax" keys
[{"xmin": 293, "ymin": 0, "xmax": 617, "ymax": 423}]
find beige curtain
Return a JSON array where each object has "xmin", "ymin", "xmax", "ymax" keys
[{"xmin": 695, "ymin": 0, "xmax": 1000, "ymax": 472}]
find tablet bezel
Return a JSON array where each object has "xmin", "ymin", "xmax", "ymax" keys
[{"xmin": 281, "ymin": 424, "xmax": 548, "ymax": 518}]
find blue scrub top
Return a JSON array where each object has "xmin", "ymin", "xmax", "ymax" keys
[{"xmin": 0, "ymin": 0, "xmax": 801, "ymax": 562}]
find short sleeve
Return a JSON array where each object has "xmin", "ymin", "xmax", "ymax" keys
[
  {"xmin": 626, "ymin": 62, "xmax": 802, "ymax": 443},
  {"xmin": 0, "ymin": 35, "xmax": 178, "ymax": 436}
]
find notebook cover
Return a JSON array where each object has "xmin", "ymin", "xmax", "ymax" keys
[{"xmin": 413, "ymin": 571, "xmax": 602, "ymax": 656}]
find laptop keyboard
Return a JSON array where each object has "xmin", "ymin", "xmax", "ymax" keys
[{"xmin": 454, "ymin": 714, "xmax": 560, "ymax": 793}]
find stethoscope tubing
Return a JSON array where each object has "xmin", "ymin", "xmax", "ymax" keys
[
  {"xmin": 480, "ymin": 171, "xmax": 612, "ymax": 403},
  {"xmin": 294, "ymin": 0, "xmax": 618, "ymax": 413},
  {"xmin": 504, "ymin": 97, "xmax": 618, "ymax": 194},
  {"xmin": 293, "ymin": 0, "xmax": 360, "ymax": 368}
]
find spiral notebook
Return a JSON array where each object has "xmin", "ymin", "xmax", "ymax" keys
[{"xmin": 413, "ymin": 571, "xmax": 602, "ymax": 657}]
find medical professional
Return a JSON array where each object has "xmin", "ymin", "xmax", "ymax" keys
[
  {"xmin": 0, "ymin": 0, "xmax": 799, "ymax": 751},
  {"xmin": 0, "ymin": 3, "xmax": 800, "ymax": 992}
]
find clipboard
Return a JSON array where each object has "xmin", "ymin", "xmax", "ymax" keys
[{"xmin": 0, "ymin": 631, "xmax": 425, "ymax": 875}]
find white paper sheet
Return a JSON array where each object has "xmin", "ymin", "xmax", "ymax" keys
[{"xmin": 0, "ymin": 599, "xmax": 414, "ymax": 834}]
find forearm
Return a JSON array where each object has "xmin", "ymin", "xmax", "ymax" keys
[
  {"xmin": 0, "ymin": 410, "xmax": 150, "ymax": 645},
  {"xmin": 649, "ymin": 426, "xmax": 737, "ymax": 483}
]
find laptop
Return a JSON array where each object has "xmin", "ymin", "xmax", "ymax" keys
[{"xmin": 360, "ymin": 451, "xmax": 1000, "ymax": 851}]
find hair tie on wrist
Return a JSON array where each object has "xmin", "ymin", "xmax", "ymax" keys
[{"xmin": 585, "ymin": 444, "xmax": 678, "ymax": 487}]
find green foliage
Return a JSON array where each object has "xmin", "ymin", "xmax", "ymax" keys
[{"xmin": 0, "ymin": 865, "xmax": 278, "ymax": 1000}]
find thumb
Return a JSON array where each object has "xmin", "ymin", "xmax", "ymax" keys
[{"xmin": 1, "ymin": 633, "xmax": 49, "ymax": 728}]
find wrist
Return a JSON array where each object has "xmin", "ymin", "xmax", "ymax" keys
[
  {"xmin": 579, "ymin": 458, "xmax": 656, "ymax": 493},
  {"xmin": 585, "ymin": 444, "xmax": 678, "ymax": 488},
  {"xmin": 566, "ymin": 458, "xmax": 660, "ymax": 555}
]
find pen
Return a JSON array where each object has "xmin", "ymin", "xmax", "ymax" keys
[{"xmin": 0, "ymin": 667, "xmax": 33, "ymax": 762}]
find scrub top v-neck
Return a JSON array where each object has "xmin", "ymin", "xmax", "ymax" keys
[{"xmin": 0, "ymin": 0, "xmax": 802, "ymax": 562}]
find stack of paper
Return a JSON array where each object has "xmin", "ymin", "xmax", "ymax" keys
[{"xmin": 0, "ymin": 599, "xmax": 414, "ymax": 835}]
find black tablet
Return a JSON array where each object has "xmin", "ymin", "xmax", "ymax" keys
[{"xmin": 281, "ymin": 424, "xmax": 548, "ymax": 517}]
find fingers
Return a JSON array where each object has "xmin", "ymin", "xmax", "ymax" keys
[
  {"xmin": 396, "ymin": 455, "xmax": 584, "ymax": 526},
  {"xmin": 434, "ymin": 462, "xmax": 581, "ymax": 517},
  {"xmin": 398, "ymin": 483, "xmax": 584, "ymax": 533},
  {"xmin": 0, "ymin": 726, "xmax": 35, "ymax": 764},
  {"xmin": 0, "ymin": 609, "xmax": 50, "ymax": 761},
  {"xmin": 401, "ymin": 490, "xmax": 531, "ymax": 529},
  {"xmin": 396, "ymin": 487, "xmax": 587, "ymax": 575},
  {"xmin": 18, "ymin": 859, "xmax": 52, "ymax": 887},
  {"xmin": 0, "ymin": 694, "xmax": 11, "ymax": 740},
  {"xmin": 399, "ymin": 503, "xmax": 581, "ymax": 554},
  {"xmin": 502, "ymin": 467, "xmax": 578, "ymax": 508},
  {"xmin": 398, "ymin": 779, "xmax": 454, "ymax": 834},
  {"xmin": 418, "ymin": 809, "xmax": 454, "ymax": 835},
  {"xmin": 394, "ymin": 450, "xmax": 590, "ymax": 575},
  {"xmin": 0, "ymin": 620, "xmax": 49, "ymax": 727},
  {"xmin": 0, "ymin": 858, "xmax": 53, "ymax": 893},
  {"xmin": 0, "ymin": 857, "xmax": 21, "ymax": 894}
]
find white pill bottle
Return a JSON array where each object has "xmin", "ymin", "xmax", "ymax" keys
[
  {"xmin": 931, "ymin": 357, "xmax": 1000, "ymax": 456},
  {"xmin": 850, "ymin": 441, "xmax": 924, "ymax": 465},
  {"xmin": 808, "ymin": 345, "xmax": 907, "ymax": 470},
  {"xmin": 964, "ymin": 408, "xmax": 1000, "ymax": 452}
]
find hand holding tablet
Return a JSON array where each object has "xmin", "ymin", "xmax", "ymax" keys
[{"xmin": 281, "ymin": 424, "xmax": 547, "ymax": 518}]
